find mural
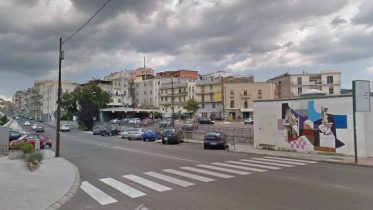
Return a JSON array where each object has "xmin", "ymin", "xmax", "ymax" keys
[{"xmin": 279, "ymin": 100, "xmax": 347, "ymax": 153}]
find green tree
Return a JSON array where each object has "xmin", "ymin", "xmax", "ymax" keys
[
  {"xmin": 183, "ymin": 99, "xmax": 199, "ymax": 117},
  {"xmin": 61, "ymin": 83, "xmax": 111, "ymax": 130}
]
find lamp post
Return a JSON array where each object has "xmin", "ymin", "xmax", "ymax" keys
[{"xmin": 169, "ymin": 77, "xmax": 175, "ymax": 127}]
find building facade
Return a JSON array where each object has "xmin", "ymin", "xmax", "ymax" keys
[
  {"xmin": 195, "ymin": 79, "xmax": 223, "ymax": 119},
  {"xmin": 267, "ymin": 71, "xmax": 341, "ymax": 99},
  {"xmin": 156, "ymin": 70, "xmax": 199, "ymax": 81},
  {"xmin": 159, "ymin": 79, "xmax": 189, "ymax": 117},
  {"xmin": 222, "ymin": 76, "xmax": 275, "ymax": 120},
  {"xmin": 132, "ymin": 67, "xmax": 155, "ymax": 82}
]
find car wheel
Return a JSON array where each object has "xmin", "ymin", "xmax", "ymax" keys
[
  {"xmin": 162, "ymin": 140, "xmax": 165, "ymax": 144},
  {"xmin": 47, "ymin": 144, "xmax": 52, "ymax": 149},
  {"xmin": 204, "ymin": 145, "xmax": 208, "ymax": 149}
]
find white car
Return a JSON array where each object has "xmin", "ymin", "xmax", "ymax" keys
[
  {"xmin": 24, "ymin": 121, "xmax": 31, "ymax": 126},
  {"xmin": 31, "ymin": 124, "xmax": 38, "ymax": 130},
  {"xmin": 120, "ymin": 128, "xmax": 135, "ymax": 139},
  {"xmin": 129, "ymin": 118, "xmax": 141, "ymax": 124},
  {"xmin": 244, "ymin": 118, "xmax": 254, "ymax": 124},
  {"xmin": 128, "ymin": 128, "xmax": 145, "ymax": 140},
  {"xmin": 60, "ymin": 124, "xmax": 71, "ymax": 132}
]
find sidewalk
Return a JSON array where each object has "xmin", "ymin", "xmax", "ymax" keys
[
  {"xmin": 1, "ymin": 118, "xmax": 80, "ymax": 210},
  {"xmin": 183, "ymin": 139, "xmax": 373, "ymax": 167},
  {"xmin": 0, "ymin": 150, "xmax": 80, "ymax": 210}
]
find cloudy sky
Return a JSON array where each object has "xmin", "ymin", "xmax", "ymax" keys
[{"xmin": 1, "ymin": 0, "xmax": 373, "ymax": 101}]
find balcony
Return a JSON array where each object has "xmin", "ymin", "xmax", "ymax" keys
[
  {"xmin": 240, "ymin": 94, "xmax": 251, "ymax": 99},
  {"xmin": 195, "ymin": 89, "xmax": 220, "ymax": 94}
]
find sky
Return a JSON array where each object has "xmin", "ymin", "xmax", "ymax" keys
[{"xmin": 1, "ymin": 0, "xmax": 373, "ymax": 101}]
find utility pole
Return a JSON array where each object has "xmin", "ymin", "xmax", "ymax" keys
[
  {"xmin": 171, "ymin": 77, "xmax": 175, "ymax": 127},
  {"xmin": 56, "ymin": 37, "xmax": 63, "ymax": 157}
]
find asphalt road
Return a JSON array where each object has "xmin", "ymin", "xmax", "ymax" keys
[{"xmin": 18, "ymin": 119, "xmax": 373, "ymax": 210}]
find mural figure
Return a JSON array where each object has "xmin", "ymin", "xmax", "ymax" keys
[{"xmin": 279, "ymin": 101, "xmax": 347, "ymax": 153}]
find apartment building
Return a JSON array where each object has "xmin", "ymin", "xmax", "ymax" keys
[
  {"xmin": 134, "ymin": 78, "xmax": 173, "ymax": 109},
  {"xmin": 34, "ymin": 80, "xmax": 78, "ymax": 122},
  {"xmin": 159, "ymin": 79, "xmax": 190, "ymax": 116},
  {"xmin": 222, "ymin": 76, "xmax": 275, "ymax": 120},
  {"xmin": 132, "ymin": 67, "xmax": 155, "ymax": 82},
  {"xmin": 156, "ymin": 70, "xmax": 199, "ymax": 80},
  {"xmin": 201, "ymin": 71, "xmax": 231, "ymax": 80},
  {"xmin": 195, "ymin": 79, "xmax": 223, "ymax": 119},
  {"xmin": 267, "ymin": 71, "xmax": 341, "ymax": 99}
]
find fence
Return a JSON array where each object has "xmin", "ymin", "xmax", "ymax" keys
[{"xmin": 182, "ymin": 125, "xmax": 254, "ymax": 145}]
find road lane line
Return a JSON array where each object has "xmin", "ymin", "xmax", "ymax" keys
[
  {"xmin": 122, "ymin": 174, "xmax": 172, "ymax": 192},
  {"xmin": 251, "ymin": 158, "xmax": 306, "ymax": 165},
  {"xmin": 326, "ymin": 183, "xmax": 352, "ymax": 190},
  {"xmin": 180, "ymin": 166, "xmax": 234, "ymax": 178},
  {"xmin": 144, "ymin": 171, "xmax": 195, "ymax": 187},
  {"xmin": 196, "ymin": 164, "xmax": 251, "ymax": 175},
  {"xmin": 212, "ymin": 162, "xmax": 267, "ymax": 172},
  {"xmin": 225, "ymin": 161, "xmax": 281, "ymax": 170},
  {"xmin": 163, "ymin": 169, "xmax": 215, "ymax": 182},
  {"xmin": 80, "ymin": 181, "xmax": 118, "ymax": 205},
  {"xmin": 264, "ymin": 157, "xmax": 317, "ymax": 164},
  {"xmin": 240, "ymin": 159, "xmax": 294, "ymax": 167},
  {"xmin": 100, "ymin": 178, "xmax": 146, "ymax": 198}
]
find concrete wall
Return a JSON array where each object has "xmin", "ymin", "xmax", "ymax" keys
[{"xmin": 253, "ymin": 96, "xmax": 373, "ymax": 157}]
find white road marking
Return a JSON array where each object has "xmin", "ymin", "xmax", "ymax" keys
[
  {"xmin": 163, "ymin": 169, "xmax": 215, "ymax": 182},
  {"xmin": 100, "ymin": 178, "xmax": 146, "ymax": 198},
  {"xmin": 196, "ymin": 164, "xmax": 251, "ymax": 175},
  {"xmin": 144, "ymin": 171, "xmax": 195, "ymax": 187},
  {"xmin": 264, "ymin": 156, "xmax": 317, "ymax": 164},
  {"xmin": 326, "ymin": 183, "xmax": 352, "ymax": 190},
  {"xmin": 122, "ymin": 174, "xmax": 172, "ymax": 192},
  {"xmin": 80, "ymin": 181, "xmax": 118, "ymax": 205},
  {"xmin": 251, "ymin": 158, "xmax": 306, "ymax": 165},
  {"xmin": 225, "ymin": 161, "xmax": 281, "ymax": 170},
  {"xmin": 240, "ymin": 159, "xmax": 294, "ymax": 167},
  {"xmin": 212, "ymin": 162, "xmax": 267, "ymax": 172},
  {"xmin": 180, "ymin": 166, "xmax": 234, "ymax": 178}
]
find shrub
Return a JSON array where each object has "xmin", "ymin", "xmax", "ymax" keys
[
  {"xmin": 78, "ymin": 122, "xmax": 88, "ymax": 131},
  {"xmin": 9, "ymin": 143, "xmax": 25, "ymax": 151},
  {"xmin": 21, "ymin": 143, "xmax": 34, "ymax": 154},
  {"xmin": 0, "ymin": 116, "xmax": 8, "ymax": 125},
  {"xmin": 27, "ymin": 151, "xmax": 44, "ymax": 163}
]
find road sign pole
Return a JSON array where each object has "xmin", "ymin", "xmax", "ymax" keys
[{"xmin": 352, "ymin": 81, "xmax": 358, "ymax": 164}]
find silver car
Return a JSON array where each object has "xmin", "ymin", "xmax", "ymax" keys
[
  {"xmin": 120, "ymin": 128, "xmax": 134, "ymax": 139},
  {"xmin": 128, "ymin": 128, "xmax": 145, "ymax": 140}
]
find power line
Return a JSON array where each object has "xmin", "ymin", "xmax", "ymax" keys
[{"xmin": 63, "ymin": 0, "xmax": 113, "ymax": 44}]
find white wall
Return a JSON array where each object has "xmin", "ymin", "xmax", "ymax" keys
[{"xmin": 254, "ymin": 96, "xmax": 373, "ymax": 157}]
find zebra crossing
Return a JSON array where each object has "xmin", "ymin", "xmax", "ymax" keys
[{"xmin": 80, "ymin": 156, "xmax": 317, "ymax": 206}]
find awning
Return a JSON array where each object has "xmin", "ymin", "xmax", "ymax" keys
[{"xmin": 240, "ymin": 108, "xmax": 253, "ymax": 112}]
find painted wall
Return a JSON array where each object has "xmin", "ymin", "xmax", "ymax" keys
[{"xmin": 254, "ymin": 96, "xmax": 373, "ymax": 157}]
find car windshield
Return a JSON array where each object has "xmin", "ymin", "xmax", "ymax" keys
[
  {"xmin": 164, "ymin": 128, "xmax": 175, "ymax": 133},
  {"xmin": 206, "ymin": 132, "xmax": 221, "ymax": 137}
]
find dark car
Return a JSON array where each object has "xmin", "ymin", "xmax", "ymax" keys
[
  {"xmin": 143, "ymin": 130, "xmax": 162, "ymax": 141},
  {"xmin": 100, "ymin": 126, "xmax": 120, "ymax": 136},
  {"xmin": 199, "ymin": 118, "xmax": 214, "ymax": 125},
  {"xmin": 92, "ymin": 126, "xmax": 101, "ymax": 135},
  {"xmin": 211, "ymin": 116, "xmax": 223, "ymax": 121},
  {"xmin": 162, "ymin": 128, "xmax": 182, "ymax": 144},
  {"xmin": 159, "ymin": 120, "xmax": 172, "ymax": 128},
  {"xmin": 9, "ymin": 133, "xmax": 52, "ymax": 149},
  {"xmin": 181, "ymin": 120, "xmax": 198, "ymax": 131},
  {"xmin": 203, "ymin": 131, "xmax": 226, "ymax": 150},
  {"xmin": 35, "ymin": 126, "xmax": 45, "ymax": 133},
  {"xmin": 9, "ymin": 130, "xmax": 23, "ymax": 142}
]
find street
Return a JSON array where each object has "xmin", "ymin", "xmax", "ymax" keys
[{"xmin": 20, "ymin": 120, "xmax": 373, "ymax": 210}]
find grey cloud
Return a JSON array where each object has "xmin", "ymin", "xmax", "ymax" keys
[
  {"xmin": 352, "ymin": 1, "xmax": 373, "ymax": 26},
  {"xmin": 330, "ymin": 16, "xmax": 348, "ymax": 26}
]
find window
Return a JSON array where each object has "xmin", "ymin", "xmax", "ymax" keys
[
  {"xmin": 327, "ymin": 76, "xmax": 333, "ymax": 84},
  {"xmin": 179, "ymin": 89, "xmax": 182, "ymax": 94},
  {"xmin": 150, "ymin": 98, "xmax": 152, "ymax": 102},
  {"xmin": 230, "ymin": 90, "xmax": 234, "ymax": 95},
  {"xmin": 202, "ymin": 95, "xmax": 205, "ymax": 102},
  {"xmin": 161, "ymin": 97, "xmax": 163, "ymax": 102},
  {"xmin": 202, "ymin": 104, "xmax": 205, "ymax": 108},
  {"xmin": 118, "ymin": 99, "xmax": 121, "ymax": 103},
  {"xmin": 150, "ymin": 90, "xmax": 152, "ymax": 95},
  {"xmin": 329, "ymin": 87, "xmax": 334, "ymax": 94},
  {"xmin": 244, "ymin": 90, "xmax": 247, "ymax": 96},
  {"xmin": 210, "ymin": 84, "xmax": 213, "ymax": 90},
  {"xmin": 144, "ymin": 91, "xmax": 147, "ymax": 95},
  {"xmin": 298, "ymin": 87, "xmax": 302, "ymax": 95},
  {"xmin": 210, "ymin": 94, "xmax": 213, "ymax": 101},
  {"xmin": 144, "ymin": 83, "xmax": 146, "ymax": 87},
  {"xmin": 230, "ymin": 100, "xmax": 234, "ymax": 108},
  {"xmin": 212, "ymin": 103, "xmax": 216, "ymax": 108},
  {"xmin": 244, "ymin": 101, "xmax": 248, "ymax": 108},
  {"xmin": 297, "ymin": 77, "xmax": 302, "ymax": 85}
]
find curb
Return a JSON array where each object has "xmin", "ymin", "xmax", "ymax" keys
[{"xmin": 46, "ymin": 159, "xmax": 81, "ymax": 210}]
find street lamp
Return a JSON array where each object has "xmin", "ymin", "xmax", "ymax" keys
[{"xmin": 168, "ymin": 77, "xmax": 175, "ymax": 127}]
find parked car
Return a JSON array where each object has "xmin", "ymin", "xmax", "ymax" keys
[
  {"xmin": 60, "ymin": 124, "xmax": 71, "ymax": 132},
  {"xmin": 203, "ymin": 131, "xmax": 226, "ymax": 150},
  {"xmin": 110, "ymin": 118, "xmax": 120, "ymax": 124},
  {"xmin": 141, "ymin": 118, "xmax": 154, "ymax": 126},
  {"xmin": 199, "ymin": 118, "xmax": 214, "ymax": 125},
  {"xmin": 244, "ymin": 118, "xmax": 254, "ymax": 124},
  {"xmin": 100, "ymin": 126, "xmax": 120, "ymax": 136},
  {"xmin": 162, "ymin": 128, "xmax": 182, "ymax": 144},
  {"xmin": 211, "ymin": 116, "xmax": 223, "ymax": 121},
  {"xmin": 9, "ymin": 130, "xmax": 23, "ymax": 142},
  {"xmin": 129, "ymin": 118, "xmax": 141, "ymax": 124},
  {"xmin": 120, "ymin": 127, "xmax": 133, "ymax": 139},
  {"xmin": 120, "ymin": 118, "xmax": 129, "ymax": 125},
  {"xmin": 31, "ymin": 124, "xmax": 38, "ymax": 130},
  {"xmin": 9, "ymin": 133, "xmax": 52, "ymax": 149},
  {"xmin": 181, "ymin": 119, "xmax": 198, "ymax": 131},
  {"xmin": 35, "ymin": 126, "xmax": 45, "ymax": 133},
  {"xmin": 143, "ymin": 130, "xmax": 162, "ymax": 141},
  {"xmin": 128, "ymin": 128, "xmax": 145, "ymax": 140},
  {"xmin": 92, "ymin": 126, "xmax": 101, "ymax": 135},
  {"xmin": 159, "ymin": 119, "xmax": 172, "ymax": 128},
  {"xmin": 24, "ymin": 121, "xmax": 31, "ymax": 126}
]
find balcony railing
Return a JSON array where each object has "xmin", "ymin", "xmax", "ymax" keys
[
  {"xmin": 291, "ymin": 80, "xmax": 341, "ymax": 86},
  {"xmin": 195, "ymin": 89, "xmax": 220, "ymax": 94}
]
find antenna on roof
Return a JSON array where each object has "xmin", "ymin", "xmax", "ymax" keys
[{"xmin": 143, "ymin": 56, "xmax": 146, "ymax": 69}]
